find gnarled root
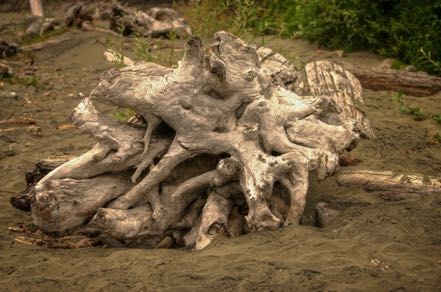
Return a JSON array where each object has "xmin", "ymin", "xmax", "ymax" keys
[{"xmin": 20, "ymin": 31, "xmax": 371, "ymax": 249}]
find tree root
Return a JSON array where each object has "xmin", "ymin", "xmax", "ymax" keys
[{"xmin": 15, "ymin": 31, "xmax": 373, "ymax": 250}]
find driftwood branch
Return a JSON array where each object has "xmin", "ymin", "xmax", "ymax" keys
[{"xmin": 338, "ymin": 170, "xmax": 441, "ymax": 194}]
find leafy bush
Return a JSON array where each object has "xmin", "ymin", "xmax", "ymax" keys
[{"xmin": 260, "ymin": 0, "xmax": 441, "ymax": 75}]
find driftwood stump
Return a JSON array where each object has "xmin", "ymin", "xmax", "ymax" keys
[{"xmin": 18, "ymin": 32, "xmax": 373, "ymax": 250}]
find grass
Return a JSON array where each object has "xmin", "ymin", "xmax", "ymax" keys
[
  {"xmin": 391, "ymin": 91, "xmax": 441, "ymax": 123},
  {"xmin": 1, "ymin": 75, "xmax": 41, "ymax": 89},
  {"xmin": 113, "ymin": 108, "xmax": 136, "ymax": 123},
  {"xmin": 181, "ymin": 0, "xmax": 272, "ymax": 42},
  {"xmin": 20, "ymin": 25, "xmax": 67, "ymax": 46},
  {"xmin": 133, "ymin": 35, "xmax": 153, "ymax": 62}
]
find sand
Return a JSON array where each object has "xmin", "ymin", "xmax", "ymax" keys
[{"xmin": 0, "ymin": 5, "xmax": 440, "ymax": 291}]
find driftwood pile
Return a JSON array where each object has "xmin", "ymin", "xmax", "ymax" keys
[
  {"xmin": 109, "ymin": 3, "xmax": 191, "ymax": 38},
  {"xmin": 64, "ymin": 2, "xmax": 191, "ymax": 39},
  {"xmin": 11, "ymin": 32, "xmax": 375, "ymax": 250}
]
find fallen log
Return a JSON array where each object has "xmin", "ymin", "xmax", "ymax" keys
[
  {"xmin": 12, "ymin": 32, "xmax": 372, "ymax": 250},
  {"xmin": 337, "ymin": 170, "xmax": 441, "ymax": 194},
  {"xmin": 337, "ymin": 62, "xmax": 441, "ymax": 97}
]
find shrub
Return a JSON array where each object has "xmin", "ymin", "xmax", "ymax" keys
[{"xmin": 260, "ymin": 0, "xmax": 441, "ymax": 75}]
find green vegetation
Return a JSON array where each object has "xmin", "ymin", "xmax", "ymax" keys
[
  {"xmin": 181, "ymin": 1, "xmax": 440, "ymax": 75},
  {"xmin": 391, "ymin": 91, "xmax": 426, "ymax": 121},
  {"xmin": 133, "ymin": 35, "xmax": 153, "ymax": 62},
  {"xmin": 113, "ymin": 108, "xmax": 136, "ymax": 123},
  {"xmin": 183, "ymin": 0, "xmax": 275, "ymax": 42},
  {"xmin": 20, "ymin": 26, "xmax": 67, "ymax": 46},
  {"xmin": 391, "ymin": 91, "xmax": 441, "ymax": 123},
  {"xmin": 254, "ymin": 0, "xmax": 441, "ymax": 75}
]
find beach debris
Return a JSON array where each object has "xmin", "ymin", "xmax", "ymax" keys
[
  {"xmin": 369, "ymin": 258, "xmax": 391, "ymax": 272},
  {"xmin": 338, "ymin": 170, "xmax": 441, "ymax": 195},
  {"xmin": 12, "ymin": 32, "xmax": 372, "ymax": 250},
  {"xmin": 25, "ymin": 17, "xmax": 61, "ymax": 37},
  {"xmin": 21, "ymin": 37, "xmax": 71, "ymax": 52},
  {"xmin": 0, "ymin": 62, "xmax": 12, "ymax": 77},
  {"xmin": 0, "ymin": 39, "xmax": 18, "ymax": 58},
  {"xmin": 0, "ymin": 117, "xmax": 36, "ymax": 126},
  {"xmin": 109, "ymin": 3, "xmax": 191, "ymax": 38},
  {"xmin": 65, "ymin": 2, "xmax": 93, "ymax": 28},
  {"xmin": 55, "ymin": 124, "xmax": 76, "ymax": 130},
  {"xmin": 0, "ymin": 125, "xmax": 42, "ymax": 137},
  {"xmin": 339, "ymin": 154, "xmax": 362, "ymax": 166},
  {"xmin": 315, "ymin": 202, "xmax": 340, "ymax": 227},
  {"xmin": 9, "ymin": 224, "xmax": 99, "ymax": 248}
]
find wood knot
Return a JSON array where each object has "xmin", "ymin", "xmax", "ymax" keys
[
  {"xmin": 244, "ymin": 70, "xmax": 256, "ymax": 81},
  {"xmin": 186, "ymin": 36, "xmax": 202, "ymax": 48},
  {"xmin": 209, "ymin": 58, "xmax": 226, "ymax": 79}
]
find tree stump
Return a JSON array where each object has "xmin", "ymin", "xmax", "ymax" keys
[{"xmin": 16, "ymin": 32, "xmax": 372, "ymax": 250}]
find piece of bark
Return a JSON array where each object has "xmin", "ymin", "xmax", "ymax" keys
[
  {"xmin": 337, "ymin": 62, "xmax": 441, "ymax": 97},
  {"xmin": 338, "ymin": 170, "xmax": 441, "ymax": 194}
]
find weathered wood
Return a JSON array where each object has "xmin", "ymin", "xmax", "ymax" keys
[
  {"xmin": 338, "ymin": 62, "xmax": 441, "ymax": 97},
  {"xmin": 109, "ymin": 4, "xmax": 191, "ymax": 38},
  {"xmin": 29, "ymin": 0, "xmax": 43, "ymax": 17},
  {"xmin": 17, "ymin": 32, "xmax": 371, "ymax": 250},
  {"xmin": 0, "ymin": 39, "xmax": 18, "ymax": 58},
  {"xmin": 21, "ymin": 37, "xmax": 71, "ymax": 52},
  {"xmin": 10, "ymin": 156, "xmax": 71, "ymax": 212},
  {"xmin": 338, "ymin": 170, "xmax": 441, "ymax": 194}
]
